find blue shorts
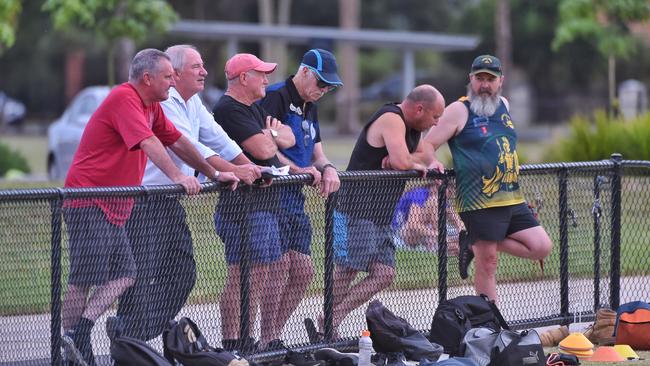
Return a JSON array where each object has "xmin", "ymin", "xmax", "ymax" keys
[
  {"xmin": 215, "ymin": 211, "xmax": 282, "ymax": 265},
  {"xmin": 279, "ymin": 186, "xmax": 312, "ymax": 256},
  {"xmin": 333, "ymin": 210, "xmax": 395, "ymax": 272},
  {"xmin": 63, "ymin": 206, "xmax": 136, "ymax": 287}
]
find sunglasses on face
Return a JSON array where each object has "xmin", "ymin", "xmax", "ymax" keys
[{"xmin": 311, "ymin": 71, "xmax": 337, "ymax": 92}]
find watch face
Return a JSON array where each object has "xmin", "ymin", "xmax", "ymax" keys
[{"xmin": 271, "ymin": 129, "xmax": 278, "ymax": 137}]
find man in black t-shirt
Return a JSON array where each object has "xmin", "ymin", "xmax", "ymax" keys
[
  {"xmin": 212, "ymin": 53, "xmax": 295, "ymax": 353},
  {"xmin": 323, "ymin": 85, "xmax": 445, "ymax": 338}
]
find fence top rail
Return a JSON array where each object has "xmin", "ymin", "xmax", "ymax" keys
[{"xmin": 1, "ymin": 159, "xmax": 649, "ymax": 201}]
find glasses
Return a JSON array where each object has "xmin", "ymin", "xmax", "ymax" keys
[
  {"xmin": 311, "ymin": 71, "xmax": 337, "ymax": 92},
  {"xmin": 302, "ymin": 119, "xmax": 311, "ymax": 147}
]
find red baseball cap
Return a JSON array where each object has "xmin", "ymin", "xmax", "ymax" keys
[{"xmin": 225, "ymin": 53, "xmax": 277, "ymax": 80}]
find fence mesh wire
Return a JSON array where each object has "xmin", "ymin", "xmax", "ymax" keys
[{"xmin": 0, "ymin": 160, "xmax": 649, "ymax": 365}]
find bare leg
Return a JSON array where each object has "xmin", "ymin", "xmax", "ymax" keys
[
  {"xmin": 62, "ymin": 285, "xmax": 90, "ymax": 330},
  {"xmin": 220, "ymin": 264, "xmax": 267, "ymax": 341},
  {"xmin": 260, "ymin": 255, "xmax": 289, "ymax": 346},
  {"xmin": 331, "ymin": 262, "xmax": 395, "ymax": 330},
  {"xmin": 82, "ymin": 277, "xmax": 134, "ymax": 321},
  {"xmin": 472, "ymin": 241, "xmax": 499, "ymax": 301},
  {"xmin": 274, "ymin": 251, "xmax": 314, "ymax": 337},
  {"xmin": 497, "ymin": 226, "xmax": 553, "ymax": 260}
]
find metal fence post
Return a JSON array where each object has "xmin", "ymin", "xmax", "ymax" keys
[
  {"xmin": 436, "ymin": 177, "xmax": 449, "ymax": 303},
  {"xmin": 592, "ymin": 176, "xmax": 604, "ymax": 311},
  {"xmin": 239, "ymin": 186, "xmax": 252, "ymax": 348},
  {"xmin": 609, "ymin": 153, "xmax": 622, "ymax": 310},
  {"xmin": 558, "ymin": 167, "xmax": 570, "ymax": 320},
  {"xmin": 323, "ymin": 191, "xmax": 338, "ymax": 342},
  {"xmin": 50, "ymin": 189, "xmax": 63, "ymax": 366}
]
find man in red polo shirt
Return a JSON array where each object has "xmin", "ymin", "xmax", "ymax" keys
[{"xmin": 61, "ymin": 48, "xmax": 238, "ymax": 366}]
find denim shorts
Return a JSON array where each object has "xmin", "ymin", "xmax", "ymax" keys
[
  {"xmin": 279, "ymin": 185, "xmax": 312, "ymax": 256},
  {"xmin": 215, "ymin": 210, "xmax": 282, "ymax": 265},
  {"xmin": 333, "ymin": 210, "xmax": 396, "ymax": 272}
]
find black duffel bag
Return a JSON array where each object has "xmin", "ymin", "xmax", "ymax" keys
[{"xmin": 429, "ymin": 294, "xmax": 508, "ymax": 356}]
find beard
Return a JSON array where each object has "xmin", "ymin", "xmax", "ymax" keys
[{"xmin": 467, "ymin": 85, "xmax": 501, "ymax": 117}]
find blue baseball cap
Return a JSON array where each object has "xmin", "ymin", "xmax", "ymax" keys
[{"xmin": 300, "ymin": 49, "xmax": 343, "ymax": 86}]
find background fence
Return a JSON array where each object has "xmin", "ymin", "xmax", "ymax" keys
[{"xmin": 1, "ymin": 156, "xmax": 649, "ymax": 365}]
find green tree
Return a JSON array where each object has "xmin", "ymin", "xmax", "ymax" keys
[
  {"xmin": 0, "ymin": 0, "xmax": 21, "ymax": 54},
  {"xmin": 42, "ymin": 0, "xmax": 178, "ymax": 85},
  {"xmin": 553, "ymin": 0, "xmax": 650, "ymax": 114}
]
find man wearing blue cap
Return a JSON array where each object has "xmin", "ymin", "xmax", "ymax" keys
[
  {"xmin": 258, "ymin": 48, "xmax": 342, "ymax": 349},
  {"xmin": 423, "ymin": 55, "xmax": 553, "ymax": 302}
]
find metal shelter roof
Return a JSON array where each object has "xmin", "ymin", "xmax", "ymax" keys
[{"xmin": 170, "ymin": 20, "xmax": 480, "ymax": 51}]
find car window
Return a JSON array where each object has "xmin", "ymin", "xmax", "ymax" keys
[{"xmin": 69, "ymin": 94, "xmax": 101, "ymax": 127}]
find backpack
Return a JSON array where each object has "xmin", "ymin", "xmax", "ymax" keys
[
  {"xmin": 461, "ymin": 328, "xmax": 544, "ymax": 366},
  {"xmin": 107, "ymin": 316, "xmax": 172, "ymax": 366},
  {"xmin": 163, "ymin": 317, "xmax": 248, "ymax": 366},
  {"xmin": 429, "ymin": 295, "xmax": 508, "ymax": 356},
  {"xmin": 614, "ymin": 301, "xmax": 650, "ymax": 350},
  {"xmin": 365, "ymin": 299, "xmax": 443, "ymax": 361}
]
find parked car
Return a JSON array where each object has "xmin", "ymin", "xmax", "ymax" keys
[
  {"xmin": 47, "ymin": 86, "xmax": 111, "ymax": 181},
  {"xmin": 0, "ymin": 91, "xmax": 26, "ymax": 128}
]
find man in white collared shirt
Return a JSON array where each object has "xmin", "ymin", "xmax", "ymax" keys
[{"xmin": 117, "ymin": 44, "xmax": 262, "ymax": 341}]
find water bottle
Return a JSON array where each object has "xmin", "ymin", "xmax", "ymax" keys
[{"xmin": 358, "ymin": 329, "xmax": 373, "ymax": 366}]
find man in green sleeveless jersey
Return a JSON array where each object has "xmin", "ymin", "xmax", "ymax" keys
[{"xmin": 423, "ymin": 55, "xmax": 552, "ymax": 301}]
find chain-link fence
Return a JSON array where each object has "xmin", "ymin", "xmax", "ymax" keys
[{"xmin": 1, "ymin": 156, "xmax": 649, "ymax": 365}]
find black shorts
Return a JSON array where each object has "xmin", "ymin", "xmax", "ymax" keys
[
  {"xmin": 459, "ymin": 202, "xmax": 539, "ymax": 244},
  {"xmin": 63, "ymin": 206, "xmax": 136, "ymax": 287}
]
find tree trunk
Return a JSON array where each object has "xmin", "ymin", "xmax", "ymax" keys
[
  {"xmin": 495, "ymin": 0, "xmax": 512, "ymax": 95},
  {"xmin": 608, "ymin": 54, "xmax": 617, "ymax": 117},
  {"xmin": 65, "ymin": 49, "xmax": 85, "ymax": 104},
  {"xmin": 114, "ymin": 37, "xmax": 135, "ymax": 84},
  {"xmin": 336, "ymin": 0, "xmax": 360, "ymax": 135}
]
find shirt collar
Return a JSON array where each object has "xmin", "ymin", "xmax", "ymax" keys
[{"xmin": 286, "ymin": 77, "xmax": 307, "ymax": 106}]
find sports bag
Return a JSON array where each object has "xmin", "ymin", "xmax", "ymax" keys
[
  {"xmin": 461, "ymin": 328, "xmax": 544, "ymax": 366},
  {"xmin": 429, "ymin": 295, "xmax": 508, "ymax": 356},
  {"xmin": 163, "ymin": 317, "xmax": 248, "ymax": 366},
  {"xmin": 107, "ymin": 316, "xmax": 172, "ymax": 366},
  {"xmin": 614, "ymin": 300, "xmax": 650, "ymax": 350},
  {"xmin": 366, "ymin": 299, "xmax": 443, "ymax": 361}
]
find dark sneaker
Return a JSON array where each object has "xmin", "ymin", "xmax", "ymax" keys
[
  {"xmin": 265, "ymin": 338, "xmax": 286, "ymax": 351},
  {"xmin": 458, "ymin": 230, "xmax": 474, "ymax": 279},
  {"xmin": 385, "ymin": 352, "xmax": 408, "ymax": 366},
  {"xmin": 304, "ymin": 318, "xmax": 323, "ymax": 344},
  {"xmin": 61, "ymin": 330, "xmax": 89, "ymax": 366},
  {"xmin": 313, "ymin": 347, "xmax": 358, "ymax": 366},
  {"xmin": 285, "ymin": 350, "xmax": 325, "ymax": 366}
]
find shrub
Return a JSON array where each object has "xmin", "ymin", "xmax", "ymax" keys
[
  {"xmin": 544, "ymin": 111, "xmax": 650, "ymax": 162},
  {"xmin": 0, "ymin": 142, "xmax": 31, "ymax": 176}
]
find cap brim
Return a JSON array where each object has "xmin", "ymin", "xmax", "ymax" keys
[
  {"xmin": 470, "ymin": 69, "xmax": 502, "ymax": 77},
  {"xmin": 253, "ymin": 62, "xmax": 278, "ymax": 74},
  {"xmin": 314, "ymin": 71, "xmax": 344, "ymax": 86}
]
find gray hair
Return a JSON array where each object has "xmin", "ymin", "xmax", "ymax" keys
[
  {"xmin": 165, "ymin": 44, "xmax": 198, "ymax": 71},
  {"xmin": 128, "ymin": 48, "xmax": 171, "ymax": 82}
]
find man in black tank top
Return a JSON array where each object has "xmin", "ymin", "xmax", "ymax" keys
[{"xmin": 314, "ymin": 85, "xmax": 444, "ymax": 338}]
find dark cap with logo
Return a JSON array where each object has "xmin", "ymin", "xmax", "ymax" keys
[
  {"xmin": 470, "ymin": 55, "xmax": 502, "ymax": 77},
  {"xmin": 300, "ymin": 48, "xmax": 343, "ymax": 86}
]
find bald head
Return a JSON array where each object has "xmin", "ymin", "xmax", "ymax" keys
[
  {"xmin": 405, "ymin": 84, "xmax": 442, "ymax": 108},
  {"xmin": 403, "ymin": 84, "xmax": 445, "ymax": 131}
]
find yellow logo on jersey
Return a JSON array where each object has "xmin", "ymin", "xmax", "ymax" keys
[
  {"xmin": 481, "ymin": 137, "xmax": 519, "ymax": 197},
  {"xmin": 501, "ymin": 113, "xmax": 514, "ymax": 129}
]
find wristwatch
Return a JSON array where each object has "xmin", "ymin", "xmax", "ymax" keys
[
  {"xmin": 269, "ymin": 129, "xmax": 278, "ymax": 138},
  {"xmin": 214, "ymin": 170, "xmax": 220, "ymax": 179}
]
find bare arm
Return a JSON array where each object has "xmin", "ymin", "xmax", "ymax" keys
[
  {"xmin": 240, "ymin": 133, "xmax": 278, "ymax": 161},
  {"xmin": 369, "ymin": 113, "xmax": 426, "ymax": 172},
  {"xmin": 263, "ymin": 115, "xmax": 295, "ymax": 149},
  {"xmin": 312, "ymin": 142, "xmax": 340, "ymax": 196},
  {"xmin": 206, "ymin": 154, "xmax": 261, "ymax": 185},
  {"xmin": 140, "ymin": 136, "xmax": 201, "ymax": 195},
  {"xmin": 169, "ymin": 135, "xmax": 219, "ymax": 179},
  {"xmin": 422, "ymin": 101, "xmax": 468, "ymax": 170}
]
